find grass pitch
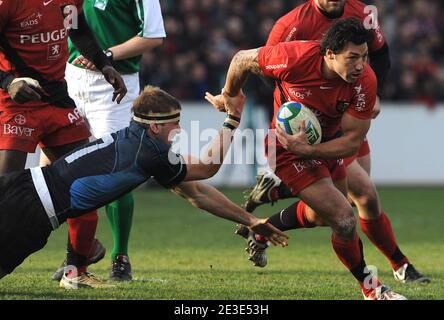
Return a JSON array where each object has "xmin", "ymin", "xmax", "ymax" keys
[{"xmin": 0, "ymin": 186, "xmax": 443, "ymax": 300}]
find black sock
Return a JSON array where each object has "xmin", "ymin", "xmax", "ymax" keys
[
  {"xmin": 277, "ymin": 182, "xmax": 294, "ymax": 199},
  {"xmin": 66, "ymin": 234, "xmax": 87, "ymax": 267},
  {"xmin": 267, "ymin": 201, "xmax": 301, "ymax": 231}
]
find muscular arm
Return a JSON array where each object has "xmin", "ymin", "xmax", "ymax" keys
[
  {"xmin": 182, "ymin": 126, "xmax": 237, "ymax": 181},
  {"xmin": 108, "ymin": 36, "xmax": 163, "ymax": 61},
  {"xmin": 170, "ymin": 181, "xmax": 288, "ymax": 246},
  {"xmin": 223, "ymin": 49, "xmax": 263, "ymax": 96},
  {"xmin": 68, "ymin": 12, "xmax": 111, "ymax": 71},
  {"xmin": 309, "ymin": 114, "xmax": 370, "ymax": 158},
  {"xmin": 277, "ymin": 113, "xmax": 370, "ymax": 159},
  {"xmin": 171, "ymin": 181, "xmax": 257, "ymax": 226}
]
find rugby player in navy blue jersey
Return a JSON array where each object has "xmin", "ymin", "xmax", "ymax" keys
[{"xmin": 0, "ymin": 86, "xmax": 288, "ymax": 283}]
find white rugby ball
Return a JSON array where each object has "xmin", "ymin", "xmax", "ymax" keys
[{"xmin": 276, "ymin": 101, "xmax": 322, "ymax": 145}]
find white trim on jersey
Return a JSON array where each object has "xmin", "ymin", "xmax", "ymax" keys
[
  {"xmin": 65, "ymin": 134, "xmax": 114, "ymax": 164},
  {"xmin": 30, "ymin": 167, "xmax": 59, "ymax": 230},
  {"xmin": 136, "ymin": 0, "xmax": 166, "ymax": 38}
]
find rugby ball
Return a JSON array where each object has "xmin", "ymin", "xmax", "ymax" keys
[{"xmin": 276, "ymin": 101, "xmax": 322, "ymax": 145}]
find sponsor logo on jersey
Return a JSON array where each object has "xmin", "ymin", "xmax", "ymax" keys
[
  {"xmin": 354, "ymin": 85, "xmax": 366, "ymax": 112},
  {"xmin": 285, "ymin": 27, "xmax": 297, "ymax": 42},
  {"xmin": 265, "ymin": 63, "xmax": 287, "ymax": 70},
  {"xmin": 67, "ymin": 108, "xmax": 85, "ymax": 125},
  {"xmin": 14, "ymin": 114, "xmax": 26, "ymax": 125},
  {"xmin": 3, "ymin": 124, "xmax": 35, "ymax": 137},
  {"xmin": 47, "ymin": 42, "xmax": 63, "ymax": 60},
  {"xmin": 20, "ymin": 18, "xmax": 39, "ymax": 29},
  {"xmin": 288, "ymin": 88, "xmax": 312, "ymax": 100},
  {"xmin": 291, "ymin": 159, "xmax": 323, "ymax": 173},
  {"xmin": 43, "ymin": 0, "xmax": 55, "ymax": 6},
  {"xmin": 20, "ymin": 28, "xmax": 68, "ymax": 44}
]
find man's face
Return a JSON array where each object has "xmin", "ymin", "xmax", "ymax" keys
[
  {"xmin": 317, "ymin": 0, "xmax": 346, "ymax": 16},
  {"xmin": 328, "ymin": 42, "xmax": 368, "ymax": 83},
  {"xmin": 151, "ymin": 121, "xmax": 181, "ymax": 146}
]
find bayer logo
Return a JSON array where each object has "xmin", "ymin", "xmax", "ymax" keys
[{"xmin": 14, "ymin": 114, "xmax": 26, "ymax": 125}]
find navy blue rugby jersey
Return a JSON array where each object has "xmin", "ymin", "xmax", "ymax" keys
[{"xmin": 38, "ymin": 121, "xmax": 187, "ymax": 217}]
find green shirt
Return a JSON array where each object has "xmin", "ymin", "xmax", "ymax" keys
[{"xmin": 68, "ymin": 0, "xmax": 166, "ymax": 74}]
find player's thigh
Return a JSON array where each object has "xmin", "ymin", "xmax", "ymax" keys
[
  {"xmin": 346, "ymin": 159, "xmax": 381, "ymax": 217},
  {"xmin": 298, "ymin": 177, "xmax": 353, "ymax": 225},
  {"xmin": 346, "ymin": 160, "xmax": 378, "ymax": 199},
  {"xmin": 357, "ymin": 139, "xmax": 371, "ymax": 175},
  {"xmin": 357, "ymin": 153, "xmax": 371, "ymax": 175}
]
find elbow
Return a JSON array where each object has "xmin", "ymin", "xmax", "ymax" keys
[
  {"xmin": 197, "ymin": 164, "xmax": 220, "ymax": 180},
  {"xmin": 205, "ymin": 164, "xmax": 220, "ymax": 179}
]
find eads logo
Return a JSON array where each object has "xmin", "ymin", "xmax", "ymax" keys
[{"xmin": 14, "ymin": 114, "xmax": 26, "ymax": 125}]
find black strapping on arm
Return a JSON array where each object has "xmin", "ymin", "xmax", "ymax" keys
[
  {"xmin": 0, "ymin": 69, "xmax": 14, "ymax": 90},
  {"xmin": 369, "ymin": 43, "xmax": 391, "ymax": 97},
  {"xmin": 68, "ymin": 12, "xmax": 111, "ymax": 71}
]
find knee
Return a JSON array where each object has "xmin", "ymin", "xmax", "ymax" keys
[
  {"xmin": 332, "ymin": 207, "xmax": 356, "ymax": 237},
  {"xmin": 350, "ymin": 183, "xmax": 378, "ymax": 211}
]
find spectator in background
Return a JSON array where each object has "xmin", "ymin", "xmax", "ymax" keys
[{"xmin": 140, "ymin": 0, "xmax": 443, "ymax": 105}]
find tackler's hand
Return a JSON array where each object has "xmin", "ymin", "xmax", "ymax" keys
[{"xmin": 249, "ymin": 218, "xmax": 288, "ymax": 247}]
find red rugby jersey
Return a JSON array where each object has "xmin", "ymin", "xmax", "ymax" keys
[
  {"xmin": 266, "ymin": 0, "xmax": 385, "ymax": 50},
  {"xmin": 0, "ymin": 0, "xmax": 83, "ymax": 109},
  {"xmin": 258, "ymin": 41, "xmax": 377, "ymax": 139}
]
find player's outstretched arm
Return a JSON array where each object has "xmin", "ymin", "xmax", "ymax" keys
[
  {"xmin": 171, "ymin": 181, "xmax": 288, "ymax": 247},
  {"xmin": 183, "ymin": 90, "xmax": 246, "ymax": 181},
  {"xmin": 205, "ymin": 48, "xmax": 263, "ymax": 113}
]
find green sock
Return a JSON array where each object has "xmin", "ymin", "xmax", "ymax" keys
[{"xmin": 106, "ymin": 192, "xmax": 134, "ymax": 261}]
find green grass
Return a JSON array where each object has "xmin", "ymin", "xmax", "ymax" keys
[{"xmin": 0, "ymin": 187, "xmax": 443, "ymax": 300}]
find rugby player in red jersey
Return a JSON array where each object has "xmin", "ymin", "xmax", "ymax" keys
[
  {"xmin": 206, "ymin": 18, "xmax": 407, "ymax": 300},
  {"xmin": 240, "ymin": 0, "xmax": 429, "ymax": 285},
  {"xmin": 0, "ymin": 0, "xmax": 126, "ymax": 288}
]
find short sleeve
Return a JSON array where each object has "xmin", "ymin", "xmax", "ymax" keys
[
  {"xmin": 258, "ymin": 42, "xmax": 302, "ymax": 82},
  {"xmin": 136, "ymin": 0, "xmax": 166, "ymax": 38},
  {"xmin": 346, "ymin": 65, "xmax": 377, "ymax": 120},
  {"xmin": 153, "ymin": 150, "xmax": 187, "ymax": 188}
]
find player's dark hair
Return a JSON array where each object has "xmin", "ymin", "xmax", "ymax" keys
[
  {"xmin": 320, "ymin": 18, "xmax": 373, "ymax": 55},
  {"xmin": 132, "ymin": 85, "xmax": 181, "ymax": 115}
]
